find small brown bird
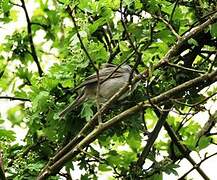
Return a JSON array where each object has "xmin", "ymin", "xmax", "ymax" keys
[{"xmin": 59, "ymin": 64, "xmax": 136, "ymax": 117}]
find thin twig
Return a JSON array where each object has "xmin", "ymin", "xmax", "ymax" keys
[
  {"xmin": 0, "ymin": 96, "xmax": 30, "ymax": 101},
  {"xmin": 66, "ymin": 6, "xmax": 97, "ymax": 72},
  {"xmin": 66, "ymin": 6, "xmax": 102, "ymax": 124},
  {"xmin": 38, "ymin": 69, "xmax": 217, "ymax": 179},
  {"xmin": 0, "ymin": 150, "xmax": 6, "ymax": 180},
  {"xmin": 9, "ymin": 0, "xmax": 22, "ymax": 7},
  {"xmin": 120, "ymin": 0, "xmax": 141, "ymax": 82},
  {"xmin": 20, "ymin": 0, "xmax": 43, "ymax": 77},
  {"xmin": 156, "ymin": 15, "xmax": 180, "ymax": 39},
  {"xmin": 178, "ymin": 152, "xmax": 217, "ymax": 180},
  {"xmin": 38, "ymin": 11, "xmax": 217, "ymax": 179},
  {"xmin": 166, "ymin": 62, "xmax": 206, "ymax": 74},
  {"xmin": 169, "ymin": 0, "xmax": 179, "ymax": 23},
  {"xmin": 164, "ymin": 122, "xmax": 210, "ymax": 180},
  {"xmin": 135, "ymin": 103, "xmax": 171, "ymax": 168}
]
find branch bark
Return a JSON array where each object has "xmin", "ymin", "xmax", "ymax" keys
[
  {"xmin": 20, "ymin": 0, "xmax": 43, "ymax": 77},
  {"xmin": 0, "ymin": 96, "xmax": 30, "ymax": 101},
  {"xmin": 0, "ymin": 151, "xmax": 6, "ymax": 180},
  {"xmin": 38, "ymin": 69, "xmax": 217, "ymax": 179},
  {"xmin": 38, "ymin": 11, "xmax": 217, "ymax": 179},
  {"xmin": 164, "ymin": 122, "xmax": 210, "ymax": 179}
]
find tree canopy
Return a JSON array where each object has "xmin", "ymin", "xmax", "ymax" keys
[{"xmin": 0, "ymin": 0, "xmax": 217, "ymax": 179}]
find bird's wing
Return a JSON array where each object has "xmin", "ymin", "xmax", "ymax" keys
[{"xmin": 78, "ymin": 68, "xmax": 124, "ymax": 87}]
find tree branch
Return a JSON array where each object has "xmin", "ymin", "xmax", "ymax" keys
[
  {"xmin": 37, "ymin": 68, "xmax": 217, "ymax": 179},
  {"xmin": 66, "ymin": 6, "xmax": 97, "ymax": 72},
  {"xmin": 166, "ymin": 62, "xmax": 206, "ymax": 74},
  {"xmin": 65, "ymin": 6, "xmax": 103, "ymax": 123},
  {"xmin": 37, "ymin": 11, "xmax": 217, "ymax": 178},
  {"xmin": 156, "ymin": 15, "xmax": 180, "ymax": 39},
  {"xmin": 20, "ymin": 0, "xmax": 43, "ymax": 77},
  {"xmin": 164, "ymin": 122, "xmax": 210, "ymax": 180},
  {"xmin": 135, "ymin": 103, "xmax": 172, "ymax": 169},
  {"xmin": 178, "ymin": 152, "xmax": 217, "ymax": 180},
  {"xmin": 0, "ymin": 151, "xmax": 6, "ymax": 180},
  {"xmin": 169, "ymin": 0, "xmax": 179, "ymax": 23},
  {"xmin": 157, "ymin": 12, "xmax": 217, "ymax": 67},
  {"xmin": 0, "ymin": 96, "xmax": 30, "ymax": 101}
]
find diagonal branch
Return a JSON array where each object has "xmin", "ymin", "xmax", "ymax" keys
[
  {"xmin": 120, "ymin": 0, "xmax": 142, "ymax": 81},
  {"xmin": 164, "ymin": 122, "xmax": 209, "ymax": 179},
  {"xmin": 65, "ymin": 6, "xmax": 103, "ymax": 123},
  {"xmin": 0, "ymin": 96, "xmax": 30, "ymax": 101},
  {"xmin": 38, "ymin": 11, "xmax": 217, "ymax": 179},
  {"xmin": 37, "ymin": 68, "xmax": 217, "ymax": 179},
  {"xmin": 178, "ymin": 152, "xmax": 217, "ymax": 180},
  {"xmin": 169, "ymin": 0, "xmax": 180, "ymax": 23},
  {"xmin": 157, "ymin": 12, "xmax": 217, "ymax": 67},
  {"xmin": 135, "ymin": 104, "xmax": 172, "ymax": 169},
  {"xmin": 20, "ymin": 0, "xmax": 43, "ymax": 77},
  {"xmin": 156, "ymin": 15, "xmax": 180, "ymax": 39},
  {"xmin": 66, "ymin": 6, "xmax": 97, "ymax": 72},
  {"xmin": 166, "ymin": 62, "xmax": 206, "ymax": 74}
]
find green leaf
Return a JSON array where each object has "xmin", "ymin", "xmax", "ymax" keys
[
  {"xmin": 1, "ymin": 0, "xmax": 11, "ymax": 12},
  {"xmin": 88, "ymin": 41, "xmax": 109, "ymax": 63},
  {"xmin": 123, "ymin": 0, "xmax": 131, "ymax": 6},
  {"xmin": 144, "ymin": 108, "xmax": 158, "ymax": 129},
  {"xmin": 81, "ymin": 101, "xmax": 94, "ymax": 121},
  {"xmin": 197, "ymin": 136, "xmax": 211, "ymax": 150},
  {"xmin": 0, "ymin": 128, "xmax": 16, "ymax": 141},
  {"xmin": 0, "ymin": 118, "xmax": 4, "ymax": 124},
  {"xmin": 28, "ymin": 162, "xmax": 44, "ymax": 172},
  {"xmin": 78, "ymin": 0, "xmax": 91, "ymax": 11},
  {"xmin": 210, "ymin": 23, "xmax": 217, "ymax": 38},
  {"xmin": 164, "ymin": 162, "xmax": 179, "ymax": 176},
  {"xmin": 32, "ymin": 91, "xmax": 51, "ymax": 113},
  {"xmin": 98, "ymin": 164, "xmax": 112, "ymax": 171},
  {"xmin": 45, "ymin": 9, "xmax": 60, "ymax": 26},
  {"xmin": 7, "ymin": 105, "xmax": 25, "ymax": 125},
  {"xmin": 147, "ymin": 173, "xmax": 163, "ymax": 180},
  {"xmin": 126, "ymin": 129, "xmax": 141, "ymax": 152},
  {"xmin": 188, "ymin": 38, "xmax": 199, "ymax": 46},
  {"xmin": 135, "ymin": 0, "xmax": 142, "ymax": 9},
  {"xmin": 119, "ymin": 41, "xmax": 129, "ymax": 52},
  {"xmin": 10, "ymin": 9, "xmax": 18, "ymax": 21}
]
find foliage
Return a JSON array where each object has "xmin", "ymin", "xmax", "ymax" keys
[{"xmin": 0, "ymin": 0, "xmax": 217, "ymax": 179}]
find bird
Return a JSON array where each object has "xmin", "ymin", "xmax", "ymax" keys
[{"xmin": 59, "ymin": 63, "xmax": 136, "ymax": 117}]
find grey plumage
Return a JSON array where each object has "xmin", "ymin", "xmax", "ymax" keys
[{"xmin": 59, "ymin": 64, "xmax": 136, "ymax": 117}]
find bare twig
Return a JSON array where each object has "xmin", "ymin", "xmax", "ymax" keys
[
  {"xmin": 178, "ymin": 152, "xmax": 217, "ymax": 180},
  {"xmin": 197, "ymin": 110, "xmax": 217, "ymax": 138},
  {"xmin": 164, "ymin": 122, "xmax": 210, "ymax": 180},
  {"xmin": 66, "ymin": 6, "xmax": 103, "ymax": 123},
  {"xmin": 0, "ymin": 96, "xmax": 30, "ymax": 101},
  {"xmin": 38, "ymin": 69, "xmax": 217, "ymax": 179},
  {"xmin": 20, "ymin": 0, "xmax": 43, "ymax": 77},
  {"xmin": 169, "ymin": 0, "xmax": 179, "ymax": 23},
  {"xmin": 120, "ymin": 0, "xmax": 142, "ymax": 82},
  {"xmin": 9, "ymin": 0, "xmax": 22, "ymax": 7},
  {"xmin": 135, "ymin": 103, "xmax": 172, "ymax": 168},
  {"xmin": 66, "ymin": 6, "xmax": 97, "ymax": 72},
  {"xmin": 157, "ymin": 16, "xmax": 180, "ymax": 39},
  {"xmin": 166, "ymin": 62, "xmax": 206, "ymax": 73},
  {"xmin": 38, "ymin": 11, "xmax": 217, "ymax": 179}
]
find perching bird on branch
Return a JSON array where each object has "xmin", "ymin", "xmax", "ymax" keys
[{"xmin": 59, "ymin": 64, "xmax": 137, "ymax": 117}]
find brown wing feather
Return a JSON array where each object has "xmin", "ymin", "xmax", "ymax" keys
[{"xmin": 78, "ymin": 68, "xmax": 123, "ymax": 87}]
